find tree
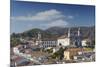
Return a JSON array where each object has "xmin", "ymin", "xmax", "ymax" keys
[
  {"xmin": 51, "ymin": 47, "xmax": 65, "ymax": 60},
  {"xmin": 86, "ymin": 39, "xmax": 95, "ymax": 49},
  {"xmin": 10, "ymin": 37, "xmax": 21, "ymax": 47}
]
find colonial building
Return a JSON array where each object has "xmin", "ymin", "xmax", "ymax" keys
[
  {"xmin": 57, "ymin": 34, "xmax": 70, "ymax": 46},
  {"xmin": 57, "ymin": 28, "xmax": 82, "ymax": 47},
  {"xmin": 35, "ymin": 28, "xmax": 82, "ymax": 48},
  {"xmin": 63, "ymin": 48, "xmax": 91, "ymax": 60},
  {"xmin": 64, "ymin": 48, "xmax": 83, "ymax": 60},
  {"xmin": 41, "ymin": 38, "xmax": 57, "ymax": 48},
  {"xmin": 35, "ymin": 32, "xmax": 57, "ymax": 48}
]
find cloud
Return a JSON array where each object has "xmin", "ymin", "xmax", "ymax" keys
[
  {"xmin": 40, "ymin": 19, "xmax": 69, "ymax": 28},
  {"xmin": 48, "ymin": 19, "xmax": 68, "ymax": 27},
  {"xmin": 11, "ymin": 9, "xmax": 74, "ymax": 29},
  {"xmin": 11, "ymin": 9, "xmax": 65, "ymax": 21},
  {"xmin": 67, "ymin": 15, "xmax": 74, "ymax": 19}
]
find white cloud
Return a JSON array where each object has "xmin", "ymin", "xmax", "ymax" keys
[
  {"xmin": 11, "ymin": 9, "xmax": 65, "ymax": 21},
  {"xmin": 41, "ymin": 19, "xmax": 69, "ymax": 28},
  {"xmin": 67, "ymin": 15, "xmax": 74, "ymax": 19},
  {"xmin": 11, "ymin": 9, "xmax": 74, "ymax": 29},
  {"xmin": 48, "ymin": 19, "xmax": 68, "ymax": 27}
]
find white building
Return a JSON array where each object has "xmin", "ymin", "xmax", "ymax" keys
[
  {"xmin": 13, "ymin": 45, "xmax": 23, "ymax": 54},
  {"xmin": 57, "ymin": 28, "xmax": 82, "ymax": 47},
  {"xmin": 57, "ymin": 35, "xmax": 70, "ymax": 46},
  {"xmin": 57, "ymin": 28, "xmax": 71, "ymax": 47},
  {"xmin": 35, "ymin": 28, "xmax": 82, "ymax": 48},
  {"xmin": 35, "ymin": 32, "xmax": 57, "ymax": 48},
  {"xmin": 82, "ymin": 40, "xmax": 87, "ymax": 46},
  {"xmin": 41, "ymin": 38, "xmax": 57, "ymax": 48},
  {"xmin": 82, "ymin": 39, "xmax": 91, "ymax": 46}
]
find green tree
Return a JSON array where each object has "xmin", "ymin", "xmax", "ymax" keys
[
  {"xmin": 51, "ymin": 47, "xmax": 65, "ymax": 60},
  {"xmin": 10, "ymin": 37, "xmax": 21, "ymax": 47}
]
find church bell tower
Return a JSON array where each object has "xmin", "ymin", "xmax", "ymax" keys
[
  {"xmin": 37, "ymin": 32, "xmax": 41, "ymax": 40},
  {"xmin": 68, "ymin": 27, "xmax": 71, "ymax": 46},
  {"xmin": 36, "ymin": 32, "xmax": 42, "ymax": 46},
  {"xmin": 77, "ymin": 27, "xmax": 82, "ymax": 47}
]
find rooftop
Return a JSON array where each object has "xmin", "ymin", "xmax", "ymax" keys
[
  {"xmin": 31, "ymin": 51, "xmax": 50, "ymax": 58},
  {"xmin": 65, "ymin": 48, "xmax": 93, "ymax": 52},
  {"xmin": 58, "ymin": 35, "xmax": 68, "ymax": 39}
]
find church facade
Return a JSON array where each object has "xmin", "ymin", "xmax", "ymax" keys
[{"xmin": 57, "ymin": 28, "xmax": 82, "ymax": 47}]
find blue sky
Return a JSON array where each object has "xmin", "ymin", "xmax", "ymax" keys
[{"xmin": 10, "ymin": 0, "xmax": 95, "ymax": 33}]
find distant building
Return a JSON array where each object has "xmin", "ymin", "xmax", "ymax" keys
[
  {"xmin": 12, "ymin": 56, "xmax": 30, "ymax": 66},
  {"xmin": 35, "ymin": 32, "xmax": 57, "ymax": 48},
  {"xmin": 13, "ymin": 45, "xmax": 24, "ymax": 54},
  {"xmin": 35, "ymin": 28, "xmax": 82, "ymax": 48},
  {"xmin": 63, "ymin": 48, "xmax": 92, "ymax": 60},
  {"xmin": 64, "ymin": 48, "xmax": 81, "ymax": 60},
  {"xmin": 82, "ymin": 40, "xmax": 87, "ymax": 47},
  {"xmin": 57, "ymin": 34, "xmax": 70, "ymax": 46},
  {"xmin": 57, "ymin": 28, "xmax": 82, "ymax": 47},
  {"xmin": 41, "ymin": 38, "xmax": 57, "ymax": 48},
  {"xmin": 82, "ymin": 39, "xmax": 91, "ymax": 47},
  {"xmin": 73, "ymin": 51, "xmax": 95, "ymax": 61}
]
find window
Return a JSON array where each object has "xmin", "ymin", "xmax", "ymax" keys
[{"xmin": 59, "ymin": 43, "xmax": 62, "ymax": 46}]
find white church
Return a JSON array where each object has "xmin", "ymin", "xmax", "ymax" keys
[
  {"xmin": 57, "ymin": 28, "xmax": 82, "ymax": 47},
  {"xmin": 35, "ymin": 28, "xmax": 84, "ymax": 48}
]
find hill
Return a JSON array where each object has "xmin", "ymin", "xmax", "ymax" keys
[{"xmin": 11, "ymin": 26, "xmax": 95, "ymax": 40}]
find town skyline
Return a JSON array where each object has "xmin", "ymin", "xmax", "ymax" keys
[{"xmin": 10, "ymin": 1, "xmax": 95, "ymax": 66}]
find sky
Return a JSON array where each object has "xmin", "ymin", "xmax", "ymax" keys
[{"xmin": 10, "ymin": 0, "xmax": 95, "ymax": 33}]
